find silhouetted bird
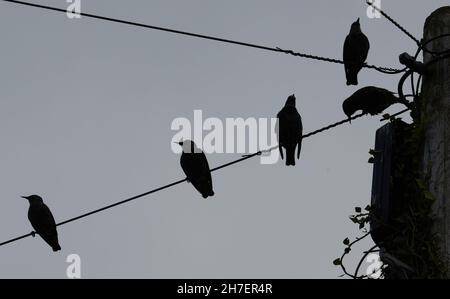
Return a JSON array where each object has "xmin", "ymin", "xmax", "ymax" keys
[
  {"xmin": 343, "ymin": 86, "xmax": 399, "ymax": 119},
  {"xmin": 22, "ymin": 195, "xmax": 61, "ymax": 252},
  {"xmin": 343, "ymin": 18, "xmax": 370, "ymax": 85},
  {"xmin": 177, "ymin": 140, "xmax": 214, "ymax": 199},
  {"xmin": 276, "ymin": 94, "xmax": 303, "ymax": 166}
]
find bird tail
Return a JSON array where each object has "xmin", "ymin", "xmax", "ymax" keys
[
  {"xmin": 202, "ymin": 190, "xmax": 214, "ymax": 199},
  {"xmin": 346, "ymin": 65, "xmax": 359, "ymax": 85},
  {"xmin": 285, "ymin": 146, "xmax": 296, "ymax": 166},
  {"xmin": 40, "ymin": 233, "xmax": 61, "ymax": 252},
  {"xmin": 346, "ymin": 75, "xmax": 358, "ymax": 86}
]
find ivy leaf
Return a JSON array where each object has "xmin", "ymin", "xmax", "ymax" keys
[
  {"xmin": 333, "ymin": 258, "xmax": 342, "ymax": 266},
  {"xmin": 424, "ymin": 191, "xmax": 435, "ymax": 202},
  {"xmin": 344, "ymin": 247, "xmax": 351, "ymax": 254},
  {"xmin": 343, "ymin": 238, "xmax": 350, "ymax": 245},
  {"xmin": 415, "ymin": 179, "xmax": 426, "ymax": 190},
  {"xmin": 365, "ymin": 205, "xmax": 371, "ymax": 211},
  {"xmin": 355, "ymin": 207, "xmax": 362, "ymax": 213},
  {"xmin": 359, "ymin": 222, "xmax": 365, "ymax": 230}
]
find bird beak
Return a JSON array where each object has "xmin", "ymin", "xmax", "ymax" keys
[
  {"xmin": 357, "ymin": 18, "xmax": 360, "ymax": 24},
  {"xmin": 174, "ymin": 142, "xmax": 183, "ymax": 146},
  {"xmin": 21, "ymin": 196, "xmax": 29, "ymax": 200}
]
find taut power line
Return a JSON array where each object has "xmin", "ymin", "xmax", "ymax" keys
[
  {"xmin": 0, "ymin": 112, "xmax": 372, "ymax": 248},
  {"xmin": 1, "ymin": 0, "xmax": 403, "ymax": 73}
]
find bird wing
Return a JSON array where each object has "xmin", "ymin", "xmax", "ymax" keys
[
  {"xmin": 343, "ymin": 34, "xmax": 370, "ymax": 67},
  {"xmin": 42, "ymin": 204, "xmax": 57, "ymax": 227},
  {"xmin": 181, "ymin": 152, "xmax": 211, "ymax": 181},
  {"xmin": 198, "ymin": 152, "xmax": 212, "ymax": 182},
  {"xmin": 277, "ymin": 109, "xmax": 288, "ymax": 145},
  {"xmin": 361, "ymin": 34, "xmax": 370, "ymax": 61},
  {"xmin": 275, "ymin": 114, "xmax": 284, "ymax": 159},
  {"xmin": 368, "ymin": 87, "xmax": 398, "ymax": 115},
  {"xmin": 278, "ymin": 107, "xmax": 302, "ymax": 144},
  {"xmin": 181, "ymin": 151, "xmax": 213, "ymax": 197},
  {"xmin": 180, "ymin": 154, "xmax": 196, "ymax": 180},
  {"xmin": 297, "ymin": 115, "xmax": 303, "ymax": 159},
  {"xmin": 278, "ymin": 107, "xmax": 303, "ymax": 161},
  {"xmin": 40, "ymin": 204, "xmax": 57, "ymax": 234},
  {"xmin": 343, "ymin": 35, "xmax": 352, "ymax": 62},
  {"xmin": 343, "ymin": 35, "xmax": 352, "ymax": 77},
  {"xmin": 28, "ymin": 204, "xmax": 57, "ymax": 234}
]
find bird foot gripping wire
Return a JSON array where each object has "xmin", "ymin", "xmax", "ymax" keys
[{"xmin": 30, "ymin": 231, "xmax": 36, "ymax": 238}]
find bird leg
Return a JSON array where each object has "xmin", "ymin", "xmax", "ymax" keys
[
  {"xmin": 31, "ymin": 231, "xmax": 36, "ymax": 238},
  {"xmin": 278, "ymin": 145, "xmax": 284, "ymax": 160}
]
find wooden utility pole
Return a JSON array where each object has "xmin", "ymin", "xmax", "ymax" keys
[{"xmin": 422, "ymin": 6, "xmax": 450, "ymax": 274}]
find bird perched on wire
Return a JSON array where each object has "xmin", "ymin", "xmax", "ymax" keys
[
  {"xmin": 343, "ymin": 18, "xmax": 370, "ymax": 85},
  {"xmin": 276, "ymin": 94, "xmax": 303, "ymax": 166},
  {"xmin": 342, "ymin": 86, "xmax": 399, "ymax": 119},
  {"xmin": 22, "ymin": 195, "xmax": 61, "ymax": 252},
  {"xmin": 177, "ymin": 140, "xmax": 214, "ymax": 199}
]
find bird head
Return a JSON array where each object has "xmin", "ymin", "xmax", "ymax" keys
[
  {"xmin": 350, "ymin": 18, "xmax": 362, "ymax": 34},
  {"xmin": 21, "ymin": 195, "xmax": 43, "ymax": 204},
  {"xmin": 285, "ymin": 94, "xmax": 296, "ymax": 107},
  {"xmin": 342, "ymin": 98, "xmax": 355, "ymax": 123},
  {"xmin": 175, "ymin": 139, "xmax": 200, "ymax": 153}
]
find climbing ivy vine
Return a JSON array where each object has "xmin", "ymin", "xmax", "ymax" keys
[{"xmin": 334, "ymin": 115, "xmax": 447, "ymax": 279}]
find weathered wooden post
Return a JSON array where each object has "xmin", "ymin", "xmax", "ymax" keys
[{"xmin": 422, "ymin": 6, "xmax": 450, "ymax": 274}]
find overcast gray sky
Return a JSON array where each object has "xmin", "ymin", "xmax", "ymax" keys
[{"xmin": 0, "ymin": 0, "xmax": 448, "ymax": 278}]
